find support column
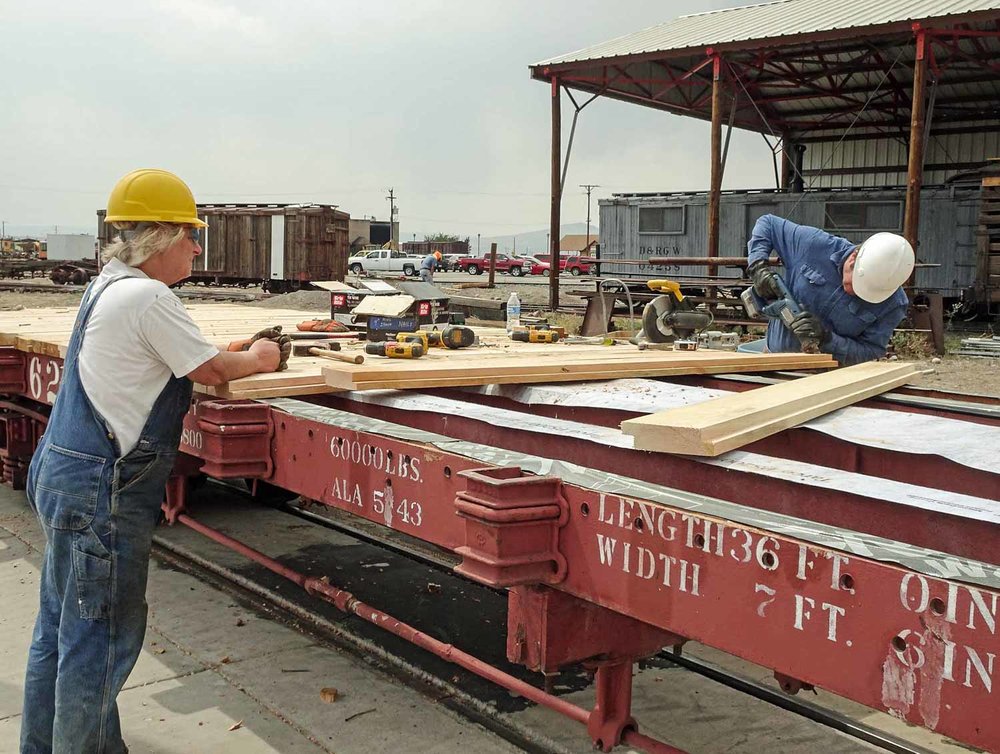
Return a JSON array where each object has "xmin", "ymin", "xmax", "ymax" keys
[
  {"xmin": 904, "ymin": 28, "xmax": 942, "ymax": 353},
  {"xmin": 707, "ymin": 54, "xmax": 723, "ymax": 278},
  {"xmin": 550, "ymin": 76, "xmax": 562, "ymax": 312},
  {"xmin": 903, "ymin": 28, "xmax": 928, "ymax": 256}
]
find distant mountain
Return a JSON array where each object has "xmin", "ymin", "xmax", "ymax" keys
[
  {"xmin": 466, "ymin": 223, "xmax": 597, "ymax": 257},
  {"xmin": 2, "ymin": 224, "xmax": 93, "ymax": 240}
]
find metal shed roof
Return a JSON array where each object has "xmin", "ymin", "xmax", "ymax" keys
[
  {"xmin": 531, "ymin": 0, "xmax": 1000, "ymax": 141},
  {"xmin": 536, "ymin": 0, "xmax": 1000, "ymax": 67}
]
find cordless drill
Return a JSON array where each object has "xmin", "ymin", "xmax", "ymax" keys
[
  {"xmin": 395, "ymin": 326, "xmax": 476, "ymax": 350},
  {"xmin": 510, "ymin": 327, "xmax": 560, "ymax": 344},
  {"xmin": 740, "ymin": 274, "xmax": 819, "ymax": 354},
  {"xmin": 364, "ymin": 341, "xmax": 425, "ymax": 359}
]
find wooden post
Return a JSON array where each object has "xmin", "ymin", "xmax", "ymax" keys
[
  {"xmin": 707, "ymin": 54, "xmax": 723, "ymax": 278},
  {"xmin": 704, "ymin": 53, "xmax": 724, "ymax": 320},
  {"xmin": 903, "ymin": 29, "xmax": 928, "ymax": 258},
  {"xmin": 488, "ymin": 242, "xmax": 498, "ymax": 288},
  {"xmin": 549, "ymin": 76, "xmax": 562, "ymax": 312},
  {"xmin": 904, "ymin": 28, "xmax": 941, "ymax": 353}
]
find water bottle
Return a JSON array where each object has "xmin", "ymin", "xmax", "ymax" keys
[{"xmin": 506, "ymin": 292, "xmax": 521, "ymax": 333}]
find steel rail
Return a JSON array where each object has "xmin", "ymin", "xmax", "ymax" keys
[
  {"xmin": 271, "ymin": 494, "xmax": 951, "ymax": 754},
  {"xmin": 174, "ymin": 512, "xmax": 687, "ymax": 754},
  {"xmin": 650, "ymin": 652, "xmax": 937, "ymax": 754}
]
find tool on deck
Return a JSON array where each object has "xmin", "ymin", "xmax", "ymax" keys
[
  {"xmin": 740, "ymin": 274, "xmax": 820, "ymax": 354},
  {"xmin": 296, "ymin": 318, "xmax": 350, "ymax": 333},
  {"xmin": 364, "ymin": 341, "xmax": 425, "ymax": 359},
  {"xmin": 290, "ymin": 341, "xmax": 365, "ymax": 365},
  {"xmin": 396, "ymin": 326, "xmax": 476, "ymax": 350},
  {"xmin": 510, "ymin": 326, "xmax": 560, "ymax": 344},
  {"xmin": 226, "ymin": 325, "xmax": 293, "ymax": 371},
  {"xmin": 637, "ymin": 280, "xmax": 713, "ymax": 345}
]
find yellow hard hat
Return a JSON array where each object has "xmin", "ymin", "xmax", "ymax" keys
[{"xmin": 105, "ymin": 168, "xmax": 207, "ymax": 227}]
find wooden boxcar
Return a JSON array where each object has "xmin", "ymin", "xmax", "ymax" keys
[{"xmin": 98, "ymin": 203, "xmax": 350, "ymax": 292}]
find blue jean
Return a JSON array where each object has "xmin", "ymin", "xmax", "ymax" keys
[{"xmin": 21, "ymin": 442, "xmax": 175, "ymax": 754}]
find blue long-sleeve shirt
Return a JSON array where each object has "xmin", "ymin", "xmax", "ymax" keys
[
  {"xmin": 746, "ymin": 215, "xmax": 908, "ymax": 366},
  {"xmin": 420, "ymin": 254, "xmax": 437, "ymax": 272}
]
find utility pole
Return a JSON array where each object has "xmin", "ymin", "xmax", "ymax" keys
[
  {"xmin": 580, "ymin": 184, "xmax": 600, "ymax": 253},
  {"xmin": 477, "ymin": 233, "xmax": 480, "ymax": 255},
  {"xmin": 385, "ymin": 188, "xmax": 396, "ymax": 248}
]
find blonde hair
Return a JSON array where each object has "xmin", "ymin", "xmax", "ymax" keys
[{"xmin": 101, "ymin": 223, "xmax": 188, "ymax": 266}]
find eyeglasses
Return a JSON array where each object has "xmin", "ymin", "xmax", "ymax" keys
[{"xmin": 187, "ymin": 228, "xmax": 201, "ymax": 243}]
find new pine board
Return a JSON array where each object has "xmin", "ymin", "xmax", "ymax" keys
[
  {"xmin": 321, "ymin": 351, "xmax": 837, "ymax": 392},
  {"xmin": 621, "ymin": 361, "xmax": 921, "ymax": 456}
]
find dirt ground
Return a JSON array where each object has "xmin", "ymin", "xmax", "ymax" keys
[{"xmin": 1, "ymin": 281, "xmax": 996, "ymax": 397}]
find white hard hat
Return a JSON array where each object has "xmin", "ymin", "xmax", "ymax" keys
[{"xmin": 852, "ymin": 232, "xmax": 914, "ymax": 303}]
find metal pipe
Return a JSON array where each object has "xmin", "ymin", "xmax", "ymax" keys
[
  {"xmin": 175, "ymin": 513, "xmax": 686, "ymax": 754},
  {"xmin": 550, "ymin": 77, "xmax": 562, "ymax": 312}
]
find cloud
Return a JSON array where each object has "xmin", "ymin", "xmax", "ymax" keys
[{"xmin": 1, "ymin": 0, "xmax": 763, "ymax": 237}]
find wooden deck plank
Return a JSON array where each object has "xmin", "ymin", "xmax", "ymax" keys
[{"xmin": 620, "ymin": 362, "xmax": 921, "ymax": 456}]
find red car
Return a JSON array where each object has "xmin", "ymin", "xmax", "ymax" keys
[
  {"xmin": 563, "ymin": 255, "xmax": 593, "ymax": 276},
  {"xmin": 530, "ymin": 255, "xmax": 593, "ymax": 276}
]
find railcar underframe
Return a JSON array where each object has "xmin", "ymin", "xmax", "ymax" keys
[{"xmin": 0, "ymin": 346, "xmax": 997, "ymax": 754}]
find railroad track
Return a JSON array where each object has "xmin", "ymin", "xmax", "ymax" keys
[
  {"xmin": 0, "ymin": 279, "xmax": 263, "ymax": 302},
  {"xmin": 150, "ymin": 481, "xmax": 941, "ymax": 754}
]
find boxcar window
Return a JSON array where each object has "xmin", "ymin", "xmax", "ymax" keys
[
  {"xmin": 639, "ymin": 206, "xmax": 685, "ymax": 234},
  {"xmin": 825, "ymin": 201, "xmax": 902, "ymax": 231}
]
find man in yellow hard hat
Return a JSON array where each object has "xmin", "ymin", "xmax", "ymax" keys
[{"xmin": 20, "ymin": 168, "xmax": 283, "ymax": 754}]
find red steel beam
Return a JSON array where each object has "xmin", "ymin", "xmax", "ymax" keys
[{"xmin": 173, "ymin": 408, "xmax": 1000, "ymax": 752}]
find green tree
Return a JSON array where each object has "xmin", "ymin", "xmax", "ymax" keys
[{"xmin": 424, "ymin": 233, "xmax": 461, "ymax": 242}]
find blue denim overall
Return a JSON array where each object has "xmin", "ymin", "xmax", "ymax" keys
[{"xmin": 21, "ymin": 276, "xmax": 193, "ymax": 754}]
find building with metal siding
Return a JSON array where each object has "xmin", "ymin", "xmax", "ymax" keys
[
  {"xmin": 803, "ymin": 133, "xmax": 1000, "ymax": 188},
  {"xmin": 599, "ymin": 185, "xmax": 981, "ymax": 296},
  {"xmin": 531, "ymin": 0, "xmax": 1000, "ymax": 318}
]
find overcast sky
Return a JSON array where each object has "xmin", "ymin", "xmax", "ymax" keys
[{"xmin": 1, "ymin": 0, "xmax": 777, "ymax": 239}]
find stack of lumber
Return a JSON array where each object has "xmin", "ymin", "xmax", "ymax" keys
[
  {"xmin": 0, "ymin": 305, "xmax": 840, "ymax": 400},
  {"xmin": 621, "ymin": 361, "xmax": 922, "ymax": 456}
]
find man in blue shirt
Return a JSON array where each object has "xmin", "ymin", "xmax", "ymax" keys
[
  {"xmin": 420, "ymin": 250, "xmax": 442, "ymax": 283},
  {"xmin": 746, "ymin": 215, "xmax": 914, "ymax": 366}
]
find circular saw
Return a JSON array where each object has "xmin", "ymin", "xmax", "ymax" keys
[{"xmin": 638, "ymin": 280, "xmax": 714, "ymax": 344}]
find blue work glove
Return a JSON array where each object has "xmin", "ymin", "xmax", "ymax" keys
[{"xmin": 748, "ymin": 260, "xmax": 782, "ymax": 301}]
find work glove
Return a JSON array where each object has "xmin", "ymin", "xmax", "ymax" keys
[
  {"xmin": 789, "ymin": 310, "xmax": 826, "ymax": 353},
  {"xmin": 748, "ymin": 260, "xmax": 783, "ymax": 301},
  {"xmin": 249, "ymin": 326, "xmax": 292, "ymax": 371}
]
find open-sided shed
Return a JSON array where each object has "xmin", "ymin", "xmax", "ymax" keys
[{"xmin": 531, "ymin": 0, "xmax": 1000, "ymax": 310}]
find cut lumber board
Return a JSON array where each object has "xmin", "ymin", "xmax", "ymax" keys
[
  {"xmin": 621, "ymin": 362, "xmax": 921, "ymax": 457},
  {"xmin": 321, "ymin": 351, "xmax": 836, "ymax": 392}
]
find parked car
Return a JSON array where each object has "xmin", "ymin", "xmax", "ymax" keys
[
  {"xmin": 348, "ymin": 249, "xmax": 419, "ymax": 276},
  {"xmin": 527, "ymin": 256, "xmax": 552, "ymax": 275},
  {"xmin": 455, "ymin": 253, "xmax": 529, "ymax": 276},
  {"xmin": 563, "ymin": 255, "xmax": 593, "ymax": 276},
  {"xmin": 528, "ymin": 255, "xmax": 593, "ymax": 276}
]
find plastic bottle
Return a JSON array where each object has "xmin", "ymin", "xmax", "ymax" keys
[{"xmin": 506, "ymin": 292, "xmax": 521, "ymax": 333}]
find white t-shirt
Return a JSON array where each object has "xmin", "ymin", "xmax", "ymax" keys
[{"xmin": 78, "ymin": 259, "xmax": 219, "ymax": 456}]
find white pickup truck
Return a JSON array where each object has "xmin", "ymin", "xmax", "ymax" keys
[{"xmin": 347, "ymin": 249, "xmax": 420, "ymax": 277}]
